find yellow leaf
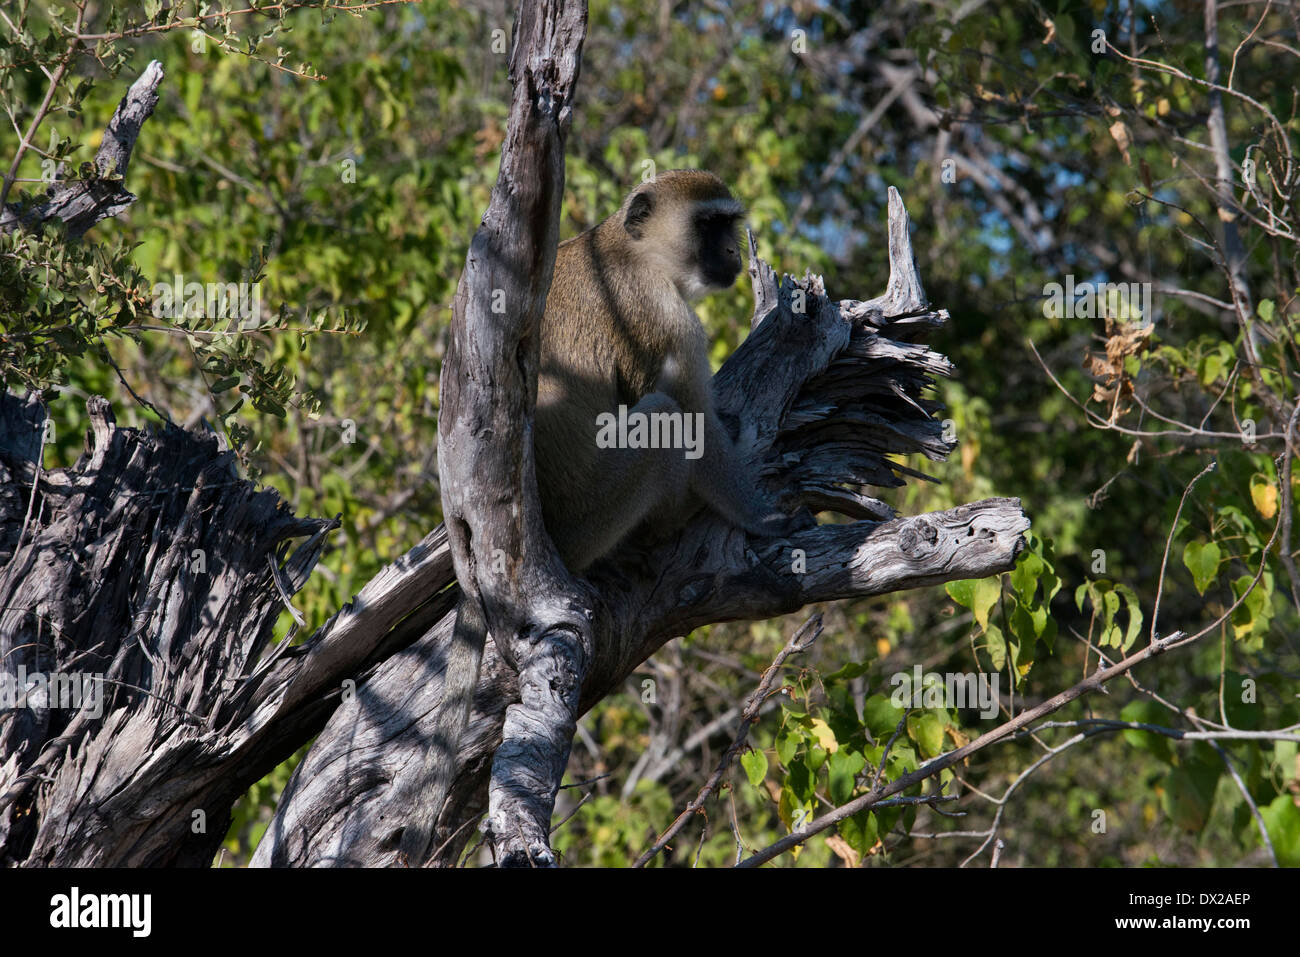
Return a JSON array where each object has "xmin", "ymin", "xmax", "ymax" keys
[
  {"xmin": 1251, "ymin": 476, "xmax": 1278, "ymax": 519},
  {"xmin": 809, "ymin": 718, "xmax": 838, "ymax": 754}
]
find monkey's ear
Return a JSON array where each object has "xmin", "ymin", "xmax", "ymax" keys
[{"xmin": 624, "ymin": 192, "xmax": 654, "ymax": 239}]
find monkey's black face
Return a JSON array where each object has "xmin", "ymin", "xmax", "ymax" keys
[{"xmin": 694, "ymin": 213, "xmax": 743, "ymax": 291}]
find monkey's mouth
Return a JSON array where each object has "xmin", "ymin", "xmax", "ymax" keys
[
  {"xmin": 698, "ymin": 264, "xmax": 742, "ymax": 294},
  {"xmin": 681, "ymin": 274, "xmax": 734, "ymax": 301}
]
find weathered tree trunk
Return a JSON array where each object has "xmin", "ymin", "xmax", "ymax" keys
[
  {"xmin": 0, "ymin": 11, "xmax": 1028, "ymax": 869},
  {"xmin": 0, "ymin": 393, "xmax": 341, "ymax": 864}
]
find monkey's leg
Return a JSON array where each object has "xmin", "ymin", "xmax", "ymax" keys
[
  {"xmin": 550, "ymin": 392, "xmax": 691, "ymax": 571},
  {"xmin": 689, "ymin": 406, "xmax": 790, "ymax": 534}
]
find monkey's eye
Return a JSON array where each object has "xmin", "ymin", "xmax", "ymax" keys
[{"xmin": 696, "ymin": 214, "xmax": 740, "ymax": 243}]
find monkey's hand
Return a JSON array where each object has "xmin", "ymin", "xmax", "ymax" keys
[
  {"xmin": 747, "ymin": 503, "xmax": 817, "ymax": 540},
  {"xmin": 767, "ymin": 505, "xmax": 817, "ymax": 537},
  {"xmin": 691, "ymin": 405, "xmax": 817, "ymax": 544}
]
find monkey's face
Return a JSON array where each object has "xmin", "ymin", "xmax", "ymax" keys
[
  {"xmin": 687, "ymin": 210, "xmax": 743, "ymax": 299},
  {"xmin": 619, "ymin": 175, "xmax": 745, "ymax": 301}
]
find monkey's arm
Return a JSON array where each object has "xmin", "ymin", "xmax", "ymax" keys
[
  {"xmin": 667, "ymin": 345, "xmax": 804, "ymax": 539},
  {"xmin": 692, "ymin": 404, "xmax": 801, "ymax": 536}
]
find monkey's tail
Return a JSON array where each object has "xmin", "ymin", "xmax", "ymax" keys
[{"xmin": 395, "ymin": 594, "xmax": 487, "ymax": 865}]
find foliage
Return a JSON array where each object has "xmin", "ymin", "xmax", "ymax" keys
[{"xmin": 4, "ymin": 0, "xmax": 1299, "ymax": 866}]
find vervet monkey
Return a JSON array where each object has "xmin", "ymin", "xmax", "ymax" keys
[
  {"xmin": 534, "ymin": 168, "xmax": 803, "ymax": 571},
  {"xmin": 401, "ymin": 171, "xmax": 804, "ymax": 864}
]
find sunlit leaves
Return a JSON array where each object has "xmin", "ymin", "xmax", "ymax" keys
[
  {"xmin": 1074, "ymin": 578, "xmax": 1143, "ymax": 651},
  {"xmin": 1181, "ymin": 540, "xmax": 1222, "ymax": 596}
]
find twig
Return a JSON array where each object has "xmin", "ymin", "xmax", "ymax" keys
[
  {"xmin": 1150, "ymin": 460, "xmax": 1218, "ymax": 644},
  {"xmin": 736, "ymin": 629, "xmax": 1194, "ymax": 867},
  {"xmin": 0, "ymin": 6, "xmax": 85, "ymax": 216},
  {"xmin": 633, "ymin": 615, "xmax": 822, "ymax": 867}
]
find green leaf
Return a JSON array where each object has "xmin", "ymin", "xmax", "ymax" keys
[
  {"xmin": 837, "ymin": 810, "xmax": 878, "ymax": 856},
  {"xmin": 1198, "ymin": 352, "xmax": 1224, "ymax": 387},
  {"xmin": 1260, "ymin": 795, "xmax": 1300, "ymax": 867},
  {"xmin": 1029, "ymin": 602, "xmax": 1048, "ymax": 638},
  {"xmin": 1102, "ymin": 587, "xmax": 1120, "ymax": 626},
  {"xmin": 785, "ymin": 758, "xmax": 816, "ymax": 804},
  {"xmin": 1162, "ymin": 750, "xmax": 1221, "ymax": 832},
  {"xmin": 828, "ymin": 749, "xmax": 866, "ymax": 804},
  {"xmin": 1009, "ymin": 629, "xmax": 1035, "ymax": 678},
  {"xmin": 824, "ymin": 660, "xmax": 871, "ymax": 683},
  {"xmin": 826, "ymin": 688, "xmax": 860, "ymax": 744},
  {"xmin": 1114, "ymin": 583, "xmax": 1144, "ymax": 651},
  {"xmin": 863, "ymin": 694, "xmax": 905, "ymax": 739},
  {"xmin": 740, "ymin": 748, "xmax": 768, "ymax": 789},
  {"xmin": 1182, "ymin": 540, "xmax": 1221, "ymax": 595},
  {"xmin": 971, "ymin": 577, "xmax": 1001, "ymax": 630},
  {"xmin": 1120, "ymin": 700, "xmax": 1172, "ymax": 763},
  {"xmin": 1230, "ymin": 574, "xmax": 1272, "ymax": 644},
  {"xmin": 775, "ymin": 729, "xmax": 799, "ymax": 766},
  {"xmin": 807, "ymin": 744, "xmax": 829, "ymax": 772},
  {"xmin": 885, "ymin": 743, "xmax": 918, "ymax": 776},
  {"xmin": 1010, "ymin": 550, "xmax": 1042, "ymax": 597},
  {"xmin": 1009, "ymin": 600, "xmax": 1040, "ymax": 644},
  {"xmin": 907, "ymin": 712, "xmax": 946, "ymax": 758},
  {"xmin": 945, "ymin": 579, "xmax": 976, "ymax": 608},
  {"xmin": 984, "ymin": 623, "xmax": 1006, "ymax": 671}
]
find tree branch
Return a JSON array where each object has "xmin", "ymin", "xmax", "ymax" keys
[
  {"xmin": 2, "ymin": 60, "xmax": 164, "ymax": 237},
  {"xmin": 736, "ymin": 630, "xmax": 1194, "ymax": 867}
]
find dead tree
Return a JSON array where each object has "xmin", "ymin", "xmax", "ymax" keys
[
  {"xmin": 0, "ymin": 4, "xmax": 1027, "ymax": 868},
  {"xmin": 249, "ymin": 0, "xmax": 1027, "ymax": 867}
]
